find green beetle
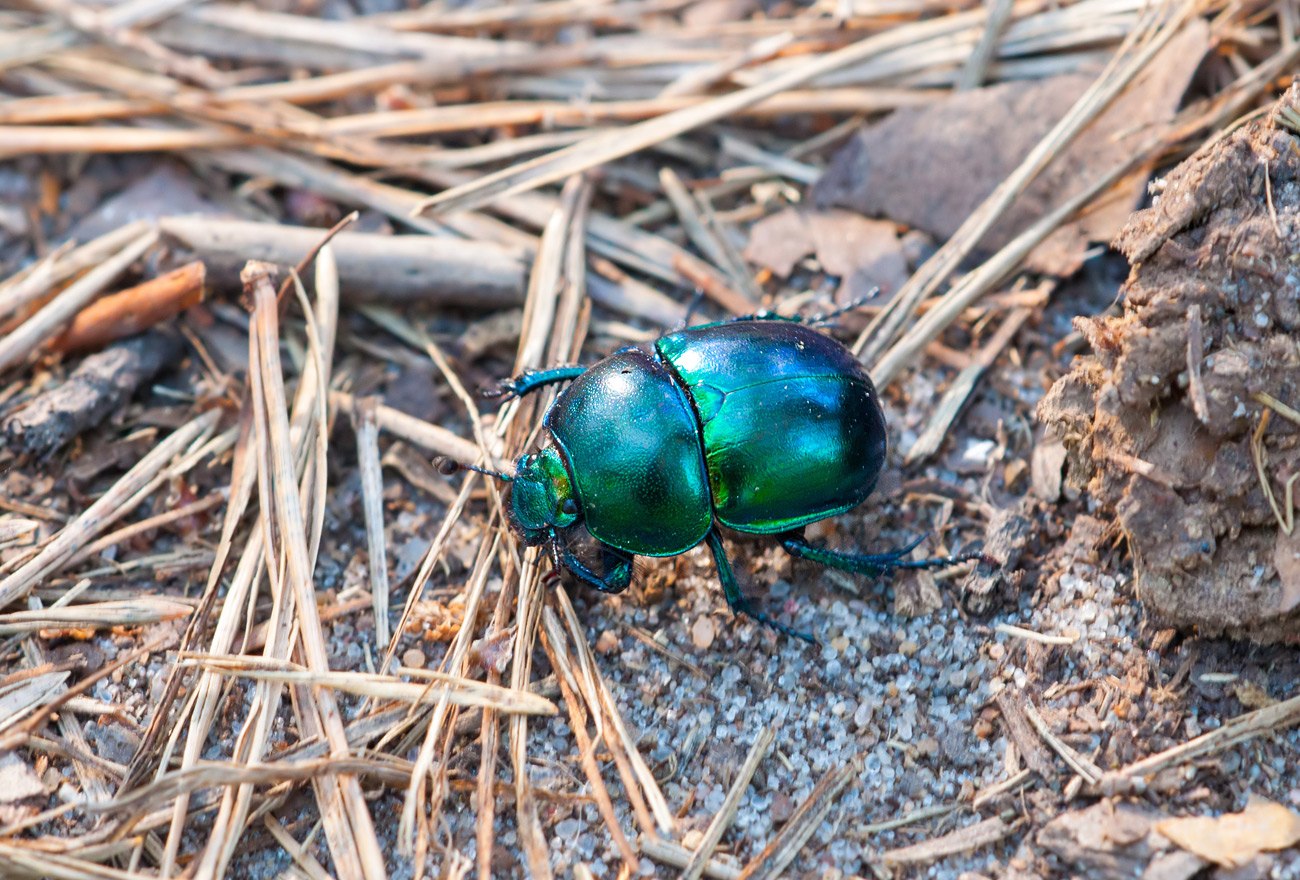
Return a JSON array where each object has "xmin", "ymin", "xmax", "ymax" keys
[{"xmin": 476, "ymin": 316, "xmax": 977, "ymax": 641}]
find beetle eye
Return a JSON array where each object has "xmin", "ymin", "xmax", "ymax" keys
[{"xmin": 561, "ymin": 498, "xmax": 578, "ymax": 516}]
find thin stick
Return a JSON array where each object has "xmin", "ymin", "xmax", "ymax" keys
[
  {"xmin": 352, "ymin": 396, "xmax": 391, "ymax": 646},
  {"xmin": 681, "ymin": 727, "xmax": 776, "ymax": 880},
  {"xmin": 0, "ymin": 409, "xmax": 219, "ymax": 610},
  {"xmin": 412, "ymin": 7, "xmax": 994, "ymax": 215},
  {"xmin": 737, "ymin": 762, "xmax": 857, "ymax": 880},
  {"xmin": 856, "ymin": 12, "xmax": 1192, "ymax": 370},
  {"xmin": 0, "ymin": 227, "xmax": 158, "ymax": 372}
]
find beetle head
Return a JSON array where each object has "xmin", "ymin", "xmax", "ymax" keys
[{"xmin": 508, "ymin": 447, "xmax": 579, "ymax": 544}]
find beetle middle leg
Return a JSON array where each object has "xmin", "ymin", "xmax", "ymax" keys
[
  {"xmin": 781, "ymin": 532, "xmax": 984, "ymax": 575},
  {"xmin": 706, "ymin": 530, "xmax": 815, "ymax": 644},
  {"xmin": 484, "ymin": 365, "xmax": 587, "ymax": 401}
]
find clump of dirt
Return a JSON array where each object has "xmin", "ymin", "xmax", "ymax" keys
[{"xmin": 1039, "ymin": 87, "xmax": 1300, "ymax": 643}]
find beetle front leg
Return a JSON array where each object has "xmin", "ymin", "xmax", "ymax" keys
[
  {"xmin": 781, "ymin": 532, "xmax": 985, "ymax": 574},
  {"xmin": 706, "ymin": 530, "xmax": 814, "ymax": 644},
  {"xmin": 555, "ymin": 542, "xmax": 634, "ymax": 595},
  {"xmin": 483, "ymin": 365, "xmax": 587, "ymax": 401}
]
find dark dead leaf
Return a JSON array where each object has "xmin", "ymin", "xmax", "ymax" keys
[
  {"xmin": 812, "ymin": 22, "xmax": 1209, "ymax": 275},
  {"xmin": 745, "ymin": 208, "xmax": 908, "ymax": 298}
]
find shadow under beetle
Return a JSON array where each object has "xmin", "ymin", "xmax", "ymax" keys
[{"xmin": 464, "ymin": 312, "xmax": 982, "ymax": 643}]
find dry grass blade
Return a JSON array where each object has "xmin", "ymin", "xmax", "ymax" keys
[
  {"xmin": 412, "ymin": 10, "xmax": 989, "ymax": 216},
  {"xmin": 1096, "ymin": 691, "xmax": 1300, "ymax": 795},
  {"xmin": 0, "ymin": 221, "xmax": 146, "ymax": 324},
  {"xmin": 855, "ymin": 11, "xmax": 1194, "ymax": 372},
  {"xmin": 681, "ymin": 726, "xmax": 776, "ymax": 880},
  {"xmin": 0, "ymin": 670, "xmax": 70, "ymax": 735},
  {"xmin": 183, "ymin": 655, "xmax": 556, "ymax": 715},
  {"xmin": 904, "ymin": 304, "xmax": 1034, "ymax": 463},
  {"xmin": 0, "ymin": 843, "xmax": 154, "ymax": 880},
  {"xmin": 396, "ymin": 529, "xmax": 504, "ymax": 872},
  {"xmin": 331, "ymin": 391, "xmax": 504, "ymax": 471},
  {"xmin": 882, "ymin": 815, "xmax": 1020, "ymax": 866},
  {"xmin": 640, "ymin": 835, "xmax": 742, "ymax": 880},
  {"xmin": 0, "ymin": 226, "xmax": 158, "ymax": 373},
  {"xmin": 237, "ymin": 261, "xmax": 385, "ymax": 880},
  {"xmin": 737, "ymin": 762, "xmax": 857, "ymax": 880},
  {"xmin": 0, "ymin": 597, "xmax": 193, "ymax": 634},
  {"xmin": 351, "ymin": 396, "xmax": 391, "ymax": 646},
  {"xmin": 0, "ymin": 408, "xmax": 219, "ymax": 610},
  {"xmin": 554, "ymin": 587, "xmax": 675, "ymax": 835},
  {"xmin": 538, "ymin": 605, "xmax": 639, "ymax": 871}
]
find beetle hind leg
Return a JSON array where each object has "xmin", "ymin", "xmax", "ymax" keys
[
  {"xmin": 781, "ymin": 532, "xmax": 985, "ymax": 575},
  {"xmin": 706, "ymin": 530, "xmax": 815, "ymax": 644}
]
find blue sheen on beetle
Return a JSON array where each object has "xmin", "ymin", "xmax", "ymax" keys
[{"xmin": 490, "ymin": 315, "xmax": 978, "ymax": 642}]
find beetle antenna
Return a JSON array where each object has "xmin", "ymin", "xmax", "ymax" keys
[
  {"xmin": 433, "ymin": 456, "xmax": 514, "ymax": 483},
  {"xmin": 808, "ymin": 291, "xmax": 878, "ymax": 325}
]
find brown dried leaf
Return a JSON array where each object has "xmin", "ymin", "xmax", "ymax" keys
[
  {"xmin": 812, "ymin": 22, "xmax": 1209, "ymax": 275},
  {"xmin": 745, "ymin": 208, "xmax": 908, "ymax": 297},
  {"xmin": 1155, "ymin": 800, "xmax": 1300, "ymax": 868},
  {"xmin": 0, "ymin": 752, "xmax": 47, "ymax": 803}
]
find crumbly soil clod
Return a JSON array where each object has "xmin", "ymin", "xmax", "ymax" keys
[{"xmin": 1039, "ymin": 88, "xmax": 1300, "ymax": 642}]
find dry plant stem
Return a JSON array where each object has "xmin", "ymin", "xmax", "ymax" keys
[
  {"xmin": 1096, "ymin": 691, "xmax": 1300, "ymax": 795},
  {"xmin": 905, "ymin": 305, "xmax": 1034, "ymax": 463},
  {"xmin": 351, "ymin": 396, "xmax": 390, "ymax": 647},
  {"xmin": 870, "ymin": 144, "xmax": 1143, "ymax": 387},
  {"xmin": 331, "ymin": 390, "xmax": 502, "ymax": 471},
  {"xmin": 159, "ymin": 217, "xmax": 527, "ymax": 308},
  {"xmin": 539, "ymin": 606, "xmax": 639, "ymax": 871},
  {"xmin": 0, "ymin": 408, "xmax": 219, "ymax": 610},
  {"xmin": 659, "ymin": 31, "xmax": 795, "ymax": 98},
  {"xmin": 412, "ymin": 7, "xmax": 995, "ymax": 216},
  {"xmin": 0, "ymin": 226, "xmax": 158, "ymax": 373},
  {"xmin": 956, "ymin": 0, "xmax": 1015, "ymax": 89},
  {"xmin": 211, "ymin": 263, "xmax": 384, "ymax": 880},
  {"xmin": 737, "ymin": 762, "xmax": 857, "ymax": 880},
  {"xmin": 855, "ymin": 10, "xmax": 1191, "ymax": 369},
  {"xmin": 882, "ymin": 815, "xmax": 1019, "ymax": 866},
  {"xmin": 640, "ymin": 836, "xmax": 742, "ymax": 880},
  {"xmin": 660, "ymin": 167, "xmax": 740, "ymax": 284},
  {"xmin": 185, "ymin": 654, "xmax": 553, "ymax": 715},
  {"xmin": 681, "ymin": 727, "xmax": 776, "ymax": 880},
  {"xmin": 66, "ymin": 492, "xmax": 224, "ymax": 568},
  {"xmin": 510, "ymin": 561, "xmax": 555, "ymax": 880},
  {"xmin": 153, "ymin": 412, "xmax": 260, "ymax": 876},
  {"xmin": 397, "ymin": 531, "xmax": 503, "ymax": 868},
  {"xmin": 1023, "ymin": 700, "xmax": 1102, "ymax": 785},
  {"xmin": 0, "ymin": 221, "xmax": 147, "ymax": 324},
  {"xmin": 554, "ymin": 587, "xmax": 675, "ymax": 835},
  {"xmin": 0, "ymin": 598, "xmax": 192, "ymax": 634},
  {"xmin": 475, "ymin": 542, "xmax": 520, "ymax": 880}
]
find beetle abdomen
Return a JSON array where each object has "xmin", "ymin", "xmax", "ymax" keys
[
  {"xmin": 657, "ymin": 321, "xmax": 887, "ymax": 534},
  {"xmin": 545, "ymin": 348, "xmax": 713, "ymax": 556}
]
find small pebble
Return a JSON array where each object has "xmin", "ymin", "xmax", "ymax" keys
[
  {"xmin": 401, "ymin": 648, "xmax": 426, "ymax": 669},
  {"xmin": 595, "ymin": 629, "xmax": 619, "ymax": 654},
  {"xmin": 691, "ymin": 616, "xmax": 716, "ymax": 650},
  {"xmin": 770, "ymin": 791, "xmax": 795, "ymax": 824}
]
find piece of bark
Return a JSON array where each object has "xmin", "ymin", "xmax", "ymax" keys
[
  {"xmin": 962, "ymin": 496, "xmax": 1040, "ymax": 610},
  {"xmin": 160, "ymin": 216, "xmax": 528, "ymax": 308},
  {"xmin": 2, "ymin": 331, "xmax": 183, "ymax": 457},
  {"xmin": 52, "ymin": 262, "xmax": 205, "ymax": 354}
]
